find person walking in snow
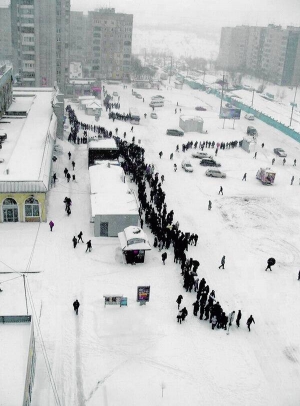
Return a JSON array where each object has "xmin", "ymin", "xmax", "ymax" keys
[
  {"xmin": 228, "ymin": 310, "xmax": 235, "ymax": 327},
  {"xmin": 162, "ymin": 252, "xmax": 167, "ymax": 265},
  {"xmin": 161, "ymin": 174, "xmax": 165, "ymax": 184},
  {"xmin": 159, "ymin": 151, "xmax": 163, "ymax": 159},
  {"xmin": 180, "ymin": 307, "xmax": 188, "ymax": 321},
  {"xmin": 68, "ymin": 151, "xmax": 71, "ymax": 160},
  {"xmin": 236, "ymin": 310, "xmax": 242, "ymax": 327},
  {"xmin": 246, "ymin": 315, "xmax": 255, "ymax": 332},
  {"xmin": 52, "ymin": 173, "xmax": 57, "ymax": 184},
  {"xmin": 86, "ymin": 240, "xmax": 92, "ymax": 252},
  {"xmin": 192, "ymin": 300, "xmax": 200, "ymax": 316},
  {"xmin": 298, "ymin": 270, "xmax": 300, "ymax": 280},
  {"xmin": 78, "ymin": 231, "xmax": 84, "ymax": 243},
  {"xmin": 66, "ymin": 206, "xmax": 71, "ymax": 216},
  {"xmin": 73, "ymin": 299, "xmax": 80, "ymax": 315},
  {"xmin": 177, "ymin": 311, "xmax": 182, "ymax": 324},
  {"xmin": 64, "ymin": 167, "xmax": 68, "ymax": 177},
  {"xmin": 242, "ymin": 173, "xmax": 247, "ymax": 181},
  {"xmin": 291, "ymin": 176, "xmax": 294, "ymax": 185},
  {"xmin": 208, "ymin": 200, "xmax": 212, "ymax": 210},
  {"xmin": 130, "ymin": 126, "xmax": 134, "ymax": 132},
  {"xmin": 176, "ymin": 294, "xmax": 183, "ymax": 309},
  {"xmin": 72, "ymin": 160, "xmax": 75, "ymax": 170},
  {"xmin": 272, "ymin": 158, "xmax": 275, "ymax": 165},
  {"xmin": 72, "ymin": 236, "xmax": 78, "ymax": 249},
  {"xmin": 283, "ymin": 158, "xmax": 286, "ymax": 165},
  {"xmin": 219, "ymin": 255, "xmax": 225, "ymax": 269},
  {"xmin": 265, "ymin": 257, "xmax": 275, "ymax": 271},
  {"xmin": 170, "ymin": 153, "xmax": 173, "ymax": 160},
  {"xmin": 293, "ymin": 159, "xmax": 297, "ymax": 166},
  {"xmin": 67, "ymin": 172, "xmax": 71, "ymax": 183},
  {"xmin": 49, "ymin": 220, "xmax": 54, "ymax": 231},
  {"xmin": 218, "ymin": 186, "xmax": 223, "ymax": 195},
  {"xmin": 253, "ymin": 152, "xmax": 257, "ymax": 159},
  {"xmin": 174, "ymin": 163, "xmax": 177, "ymax": 172}
]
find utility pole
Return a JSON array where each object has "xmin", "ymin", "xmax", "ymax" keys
[
  {"xmin": 23, "ymin": 274, "xmax": 28, "ymax": 315},
  {"xmin": 289, "ymin": 85, "xmax": 298, "ymax": 127},
  {"xmin": 251, "ymin": 89, "xmax": 255, "ymax": 107}
]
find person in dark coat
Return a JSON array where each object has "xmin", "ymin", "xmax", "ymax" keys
[
  {"xmin": 52, "ymin": 173, "xmax": 57, "ymax": 184},
  {"xmin": 176, "ymin": 294, "xmax": 183, "ymax": 309},
  {"xmin": 49, "ymin": 220, "xmax": 54, "ymax": 231},
  {"xmin": 162, "ymin": 252, "xmax": 167, "ymax": 265},
  {"xmin": 218, "ymin": 186, "xmax": 223, "ymax": 195},
  {"xmin": 86, "ymin": 240, "xmax": 92, "ymax": 252},
  {"xmin": 265, "ymin": 258, "xmax": 275, "ymax": 271},
  {"xmin": 236, "ymin": 310, "xmax": 242, "ymax": 327},
  {"xmin": 67, "ymin": 172, "xmax": 71, "ymax": 183},
  {"xmin": 180, "ymin": 307, "xmax": 188, "ymax": 321},
  {"xmin": 78, "ymin": 231, "xmax": 84, "ymax": 243},
  {"xmin": 73, "ymin": 299, "xmax": 80, "ymax": 315},
  {"xmin": 192, "ymin": 300, "xmax": 200, "ymax": 316},
  {"xmin": 177, "ymin": 311, "xmax": 182, "ymax": 324},
  {"xmin": 153, "ymin": 237, "xmax": 158, "ymax": 248},
  {"xmin": 72, "ymin": 236, "xmax": 78, "ymax": 248},
  {"xmin": 72, "ymin": 160, "xmax": 75, "ymax": 170},
  {"xmin": 204, "ymin": 303, "xmax": 210, "ymax": 320},
  {"xmin": 298, "ymin": 270, "xmax": 300, "ymax": 280},
  {"xmin": 64, "ymin": 167, "xmax": 68, "ymax": 177},
  {"xmin": 246, "ymin": 315, "xmax": 255, "ymax": 331},
  {"xmin": 199, "ymin": 303, "xmax": 205, "ymax": 320},
  {"xmin": 208, "ymin": 200, "xmax": 212, "ymax": 210},
  {"xmin": 219, "ymin": 255, "xmax": 225, "ymax": 269},
  {"xmin": 194, "ymin": 234, "xmax": 198, "ymax": 246},
  {"xmin": 68, "ymin": 151, "xmax": 71, "ymax": 160}
]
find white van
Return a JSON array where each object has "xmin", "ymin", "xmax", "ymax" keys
[{"xmin": 149, "ymin": 99, "xmax": 164, "ymax": 107}]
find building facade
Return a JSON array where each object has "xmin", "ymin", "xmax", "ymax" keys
[
  {"xmin": 0, "ymin": 6, "xmax": 13, "ymax": 63},
  {"xmin": 0, "ymin": 65, "xmax": 13, "ymax": 119},
  {"xmin": 86, "ymin": 8, "xmax": 133, "ymax": 81},
  {"xmin": 11, "ymin": 0, "xmax": 70, "ymax": 91},
  {"xmin": 217, "ymin": 24, "xmax": 300, "ymax": 86},
  {"xmin": 69, "ymin": 11, "xmax": 88, "ymax": 69}
]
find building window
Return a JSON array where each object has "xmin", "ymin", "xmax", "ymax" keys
[
  {"xmin": 25, "ymin": 197, "xmax": 40, "ymax": 217},
  {"xmin": 3, "ymin": 198, "xmax": 19, "ymax": 222}
]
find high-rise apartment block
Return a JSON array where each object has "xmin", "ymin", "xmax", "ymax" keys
[
  {"xmin": 217, "ymin": 24, "xmax": 300, "ymax": 86},
  {"xmin": 0, "ymin": 6, "xmax": 13, "ymax": 63},
  {"xmin": 69, "ymin": 11, "xmax": 88, "ymax": 67},
  {"xmin": 85, "ymin": 8, "xmax": 133, "ymax": 81},
  {"xmin": 11, "ymin": 0, "xmax": 70, "ymax": 91}
]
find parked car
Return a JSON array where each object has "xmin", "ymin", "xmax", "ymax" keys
[
  {"xmin": 200, "ymin": 158, "xmax": 221, "ymax": 167},
  {"xmin": 150, "ymin": 112, "xmax": 157, "ymax": 119},
  {"xmin": 205, "ymin": 169, "xmax": 226, "ymax": 178},
  {"xmin": 247, "ymin": 126, "xmax": 257, "ymax": 136},
  {"xmin": 135, "ymin": 93, "xmax": 142, "ymax": 99},
  {"xmin": 245, "ymin": 114, "xmax": 255, "ymax": 121},
  {"xmin": 0, "ymin": 132, "xmax": 7, "ymax": 142},
  {"xmin": 166, "ymin": 129, "xmax": 184, "ymax": 136},
  {"xmin": 192, "ymin": 151, "xmax": 213, "ymax": 159},
  {"xmin": 273, "ymin": 148, "xmax": 287, "ymax": 157},
  {"xmin": 182, "ymin": 159, "xmax": 193, "ymax": 172},
  {"xmin": 132, "ymin": 91, "xmax": 138, "ymax": 96},
  {"xmin": 195, "ymin": 106, "xmax": 207, "ymax": 111}
]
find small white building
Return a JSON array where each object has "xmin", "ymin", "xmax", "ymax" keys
[
  {"xmin": 241, "ymin": 136, "xmax": 257, "ymax": 153},
  {"xmin": 89, "ymin": 165, "xmax": 139, "ymax": 237},
  {"xmin": 179, "ymin": 115, "xmax": 204, "ymax": 133},
  {"xmin": 85, "ymin": 100, "xmax": 102, "ymax": 116},
  {"xmin": 118, "ymin": 226, "xmax": 152, "ymax": 264}
]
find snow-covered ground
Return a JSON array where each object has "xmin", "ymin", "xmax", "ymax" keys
[{"xmin": 1, "ymin": 80, "xmax": 300, "ymax": 406}]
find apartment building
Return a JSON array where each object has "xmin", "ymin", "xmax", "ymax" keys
[
  {"xmin": 11, "ymin": 0, "xmax": 70, "ymax": 91},
  {"xmin": 0, "ymin": 6, "xmax": 13, "ymax": 63},
  {"xmin": 86, "ymin": 8, "xmax": 133, "ymax": 81},
  {"xmin": 218, "ymin": 24, "xmax": 300, "ymax": 86},
  {"xmin": 69, "ymin": 11, "xmax": 88, "ymax": 67}
]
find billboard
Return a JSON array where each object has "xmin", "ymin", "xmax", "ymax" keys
[
  {"xmin": 219, "ymin": 107, "xmax": 241, "ymax": 120},
  {"xmin": 137, "ymin": 286, "xmax": 150, "ymax": 302}
]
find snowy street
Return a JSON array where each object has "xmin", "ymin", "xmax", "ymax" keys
[{"xmin": 1, "ymin": 80, "xmax": 300, "ymax": 406}]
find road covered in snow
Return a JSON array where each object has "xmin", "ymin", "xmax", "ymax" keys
[{"xmin": 1, "ymin": 79, "xmax": 300, "ymax": 406}]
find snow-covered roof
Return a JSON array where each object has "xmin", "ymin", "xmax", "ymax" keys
[
  {"xmin": 118, "ymin": 226, "xmax": 152, "ymax": 251},
  {"xmin": 0, "ymin": 88, "xmax": 56, "ymax": 191},
  {"xmin": 0, "ymin": 317, "xmax": 32, "ymax": 406},
  {"xmin": 85, "ymin": 101, "xmax": 102, "ymax": 109},
  {"xmin": 180, "ymin": 115, "xmax": 203, "ymax": 122},
  {"xmin": 89, "ymin": 165, "xmax": 139, "ymax": 216},
  {"xmin": 88, "ymin": 138, "xmax": 118, "ymax": 150},
  {"xmin": 78, "ymin": 95, "xmax": 95, "ymax": 101}
]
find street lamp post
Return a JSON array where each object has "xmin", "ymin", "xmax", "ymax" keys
[
  {"xmin": 251, "ymin": 89, "xmax": 255, "ymax": 107},
  {"xmin": 289, "ymin": 85, "xmax": 298, "ymax": 127}
]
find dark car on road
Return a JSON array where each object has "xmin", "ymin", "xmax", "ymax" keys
[
  {"xmin": 200, "ymin": 158, "xmax": 221, "ymax": 167},
  {"xmin": 195, "ymin": 106, "xmax": 207, "ymax": 111},
  {"xmin": 166, "ymin": 129, "xmax": 184, "ymax": 136}
]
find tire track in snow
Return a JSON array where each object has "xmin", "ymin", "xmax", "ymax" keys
[{"xmin": 75, "ymin": 317, "xmax": 86, "ymax": 406}]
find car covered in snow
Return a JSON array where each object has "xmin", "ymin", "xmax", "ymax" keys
[
  {"xmin": 200, "ymin": 158, "xmax": 221, "ymax": 167},
  {"xmin": 135, "ymin": 93, "xmax": 142, "ymax": 99},
  {"xmin": 191, "ymin": 151, "xmax": 213, "ymax": 159},
  {"xmin": 151, "ymin": 95, "xmax": 164, "ymax": 100},
  {"xmin": 247, "ymin": 126, "xmax": 258, "ymax": 136},
  {"xmin": 205, "ymin": 169, "xmax": 226, "ymax": 178},
  {"xmin": 195, "ymin": 106, "xmax": 207, "ymax": 111},
  {"xmin": 150, "ymin": 112, "xmax": 157, "ymax": 119},
  {"xmin": 166, "ymin": 129, "xmax": 184, "ymax": 136},
  {"xmin": 182, "ymin": 159, "xmax": 194, "ymax": 172},
  {"xmin": 273, "ymin": 148, "xmax": 287, "ymax": 157},
  {"xmin": 245, "ymin": 114, "xmax": 255, "ymax": 121}
]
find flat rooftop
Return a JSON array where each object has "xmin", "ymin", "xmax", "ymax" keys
[
  {"xmin": 0, "ymin": 320, "xmax": 31, "ymax": 406},
  {"xmin": 0, "ymin": 88, "xmax": 56, "ymax": 187}
]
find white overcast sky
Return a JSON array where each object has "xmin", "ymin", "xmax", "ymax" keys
[
  {"xmin": 69, "ymin": 0, "xmax": 300, "ymax": 30},
  {"xmin": 1, "ymin": 0, "xmax": 299, "ymax": 31}
]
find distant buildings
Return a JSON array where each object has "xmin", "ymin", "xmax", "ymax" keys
[
  {"xmin": 10, "ymin": 0, "xmax": 70, "ymax": 91},
  {"xmin": 217, "ymin": 24, "xmax": 300, "ymax": 86},
  {"xmin": 70, "ymin": 8, "xmax": 133, "ymax": 81},
  {"xmin": 0, "ymin": 64, "xmax": 13, "ymax": 120},
  {"xmin": 0, "ymin": 6, "xmax": 13, "ymax": 62}
]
